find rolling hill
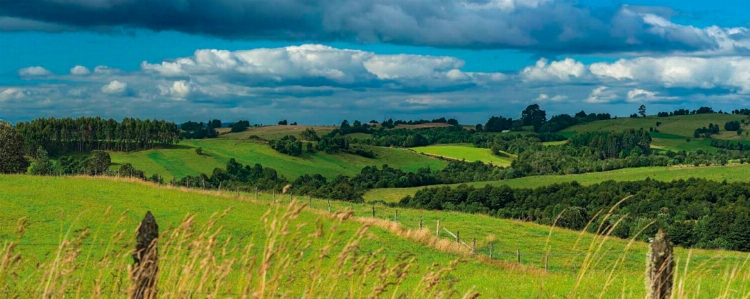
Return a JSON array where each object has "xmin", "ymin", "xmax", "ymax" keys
[{"xmin": 1, "ymin": 175, "xmax": 749, "ymax": 297}]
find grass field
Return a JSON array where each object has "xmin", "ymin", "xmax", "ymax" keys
[
  {"xmin": 109, "ymin": 139, "xmax": 447, "ymax": 180},
  {"xmin": 410, "ymin": 144, "xmax": 513, "ymax": 166},
  {"xmin": 563, "ymin": 114, "xmax": 750, "ymax": 152},
  {"xmin": 364, "ymin": 163, "xmax": 750, "ymax": 202},
  {"xmin": 1, "ymin": 175, "xmax": 749, "ymax": 297},
  {"xmin": 218, "ymin": 125, "xmax": 337, "ymax": 140}
]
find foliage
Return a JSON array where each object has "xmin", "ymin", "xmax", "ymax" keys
[
  {"xmin": 269, "ymin": 135, "xmax": 303, "ymax": 156},
  {"xmin": 0, "ymin": 123, "xmax": 29, "ymax": 174},
  {"xmin": 15, "ymin": 117, "xmax": 180, "ymax": 154},
  {"xmin": 27, "ymin": 146, "xmax": 53, "ymax": 175},
  {"xmin": 299, "ymin": 127, "xmax": 320, "ymax": 141},
  {"xmin": 724, "ymin": 121, "xmax": 741, "ymax": 131},
  {"xmin": 399, "ymin": 178, "xmax": 750, "ymax": 251},
  {"xmin": 88, "ymin": 150, "xmax": 112, "ymax": 175},
  {"xmin": 568, "ymin": 129, "xmax": 652, "ymax": 158},
  {"xmin": 230, "ymin": 120, "xmax": 250, "ymax": 133},
  {"xmin": 521, "ymin": 104, "xmax": 547, "ymax": 131},
  {"xmin": 181, "ymin": 121, "xmax": 219, "ymax": 139}
]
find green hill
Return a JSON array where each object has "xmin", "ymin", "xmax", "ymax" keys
[
  {"xmin": 109, "ymin": 139, "xmax": 447, "ymax": 180},
  {"xmin": 410, "ymin": 144, "xmax": 514, "ymax": 166},
  {"xmin": 1, "ymin": 175, "xmax": 749, "ymax": 297},
  {"xmin": 563, "ymin": 114, "xmax": 750, "ymax": 152},
  {"xmin": 364, "ymin": 163, "xmax": 750, "ymax": 203}
]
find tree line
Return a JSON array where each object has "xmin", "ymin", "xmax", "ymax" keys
[
  {"xmin": 14, "ymin": 117, "xmax": 181, "ymax": 155},
  {"xmin": 399, "ymin": 179, "xmax": 750, "ymax": 252}
]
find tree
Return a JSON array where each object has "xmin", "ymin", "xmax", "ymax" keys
[
  {"xmin": 0, "ymin": 122, "xmax": 29, "ymax": 174},
  {"xmin": 28, "ymin": 146, "xmax": 53, "ymax": 175},
  {"xmin": 639, "ymin": 105, "xmax": 647, "ymax": 118},
  {"xmin": 278, "ymin": 120, "xmax": 288, "ymax": 125},
  {"xmin": 300, "ymin": 128, "xmax": 320, "ymax": 141},
  {"xmin": 521, "ymin": 104, "xmax": 547, "ymax": 131},
  {"xmin": 230, "ymin": 120, "xmax": 250, "ymax": 133},
  {"xmin": 87, "ymin": 150, "xmax": 111, "ymax": 175}
]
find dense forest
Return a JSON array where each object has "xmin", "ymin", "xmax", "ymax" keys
[
  {"xmin": 14, "ymin": 117, "xmax": 180, "ymax": 154},
  {"xmin": 399, "ymin": 179, "xmax": 750, "ymax": 251}
]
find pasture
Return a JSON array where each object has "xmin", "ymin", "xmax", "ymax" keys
[
  {"xmin": 1, "ymin": 175, "xmax": 749, "ymax": 298},
  {"xmin": 410, "ymin": 144, "xmax": 513, "ymax": 166},
  {"xmin": 109, "ymin": 139, "xmax": 447, "ymax": 180},
  {"xmin": 364, "ymin": 163, "xmax": 750, "ymax": 202}
]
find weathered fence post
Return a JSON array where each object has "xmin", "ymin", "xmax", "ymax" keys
[
  {"xmin": 517, "ymin": 249, "xmax": 521, "ymax": 263},
  {"xmin": 419, "ymin": 216, "xmax": 422, "ymax": 230},
  {"xmin": 647, "ymin": 229, "xmax": 674, "ymax": 299},
  {"xmin": 436, "ymin": 220, "xmax": 440, "ymax": 237},
  {"xmin": 489, "ymin": 243, "xmax": 494, "ymax": 260},
  {"xmin": 372, "ymin": 205, "xmax": 375, "ymax": 217},
  {"xmin": 309, "ymin": 195, "xmax": 312, "ymax": 208},
  {"xmin": 456, "ymin": 231, "xmax": 460, "ymax": 243},
  {"xmin": 132, "ymin": 211, "xmax": 159, "ymax": 299},
  {"xmin": 472, "ymin": 238, "xmax": 476, "ymax": 254},
  {"xmin": 218, "ymin": 181, "xmax": 222, "ymax": 193},
  {"xmin": 290, "ymin": 191, "xmax": 293, "ymax": 203}
]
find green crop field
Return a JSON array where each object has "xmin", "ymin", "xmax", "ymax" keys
[
  {"xmin": 1, "ymin": 175, "xmax": 749, "ymax": 298},
  {"xmin": 364, "ymin": 163, "xmax": 750, "ymax": 202},
  {"xmin": 410, "ymin": 144, "xmax": 513, "ymax": 166},
  {"xmin": 109, "ymin": 139, "xmax": 447, "ymax": 180}
]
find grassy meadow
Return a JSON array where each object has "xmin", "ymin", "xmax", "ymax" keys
[
  {"xmin": 410, "ymin": 144, "xmax": 514, "ymax": 166},
  {"xmin": 1, "ymin": 175, "xmax": 750, "ymax": 298},
  {"xmin": 364, "ymin": 163, "xmax": 750, "ymax": 202},
  {"xmin": 109, "ymin": 139, "xmax": 447, "ymax": 180}
]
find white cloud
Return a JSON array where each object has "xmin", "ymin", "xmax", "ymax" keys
[
  {"xmin": 521, "ymin": 58, "xmax": 586, "ymax": 82},
  {"xmin": 590, "ymin": 56, "xmax": 750, "ymax": 93},
  {"xmin": 70, "ymin": 65, "xmax": 91, "ymax": 75},
  {"xmin": 101, "ymin": 80, "xmax": 128, "ymax": 95},
  {"xmin": 19, "ymin": 66, "xmax": 52, "ymax": 77},
  {"xmin": 626, "ymin": 88, "xmax": 678, "ymax": 103},
  {"xmin": 535, "ymin": 93, "xmax": 568, "ymax": 102},
  {"xmin": 0, "ymin": 88, "xmax": 27, "ymax": 101},
  {"xmin": 94, "ymin": 65, "xmax": 122, "ymax": 75},
  {"xmin": 159, "ymin": 80, "xmax": 197, "ymax": 99},
  {"xmin": 585, "ymin": 86, "xmax": 619, "ymax": 103}
]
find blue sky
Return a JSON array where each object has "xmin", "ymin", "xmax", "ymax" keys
[{"xmin": 2, "ymin": 0, "xmax": 750, "ymax": 124}]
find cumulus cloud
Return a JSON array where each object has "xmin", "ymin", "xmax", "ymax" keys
[
  {"xmin": 626, "ymin": 88, "xmax": 678, "ymax": 103},
  {"xmin": 586, "ymin": 86, "xmax": 619, "ymax": 104},
  {"xmin": 101, "ymin": 80, "xmax": 128, "ymax": 95},
  {"xmin": 140, "ymin": 45, "xmax": 495, "ymax": 89},
  {"xmin": 535, "ymin": 93, "xmax": 568, "ymax": 102},
  {"xmin": 159, "ymin": 80, "xmax": 197, "ymax": 99},
  {"xmin": 521, "ymin": 58, "xmax": 586, "ymax": 82},
  {"xmin": 19, "ymin": 66, "xmax": 52, "ymax": 77},
  {"xmin": 590, "ymin": 56, "xmax": 750, "ymax": 93},
  {"xmin": 70, "ymin": 65, "xmax": 91, "ymax": 75},
  {"xmin": 1, "ymin": 0, "xmax": 746, "ymax": 54}
]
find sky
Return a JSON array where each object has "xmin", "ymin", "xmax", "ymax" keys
[{"xmin": 3, "ymin": 0, "xmax": 750, "ymax": 124}]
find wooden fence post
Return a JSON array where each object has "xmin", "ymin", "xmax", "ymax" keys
[
  {"xmin": 472, "ymin": 238, "xmax": 476, "ymax": 254},
  {"xmin": 436, "ymin": 220, "xmax": 439, "ymax": 237},
  {"xmin": 290, "ymin": 191, "xmax": 293, "ymax": 203},
  {"xmin": 132, "ymin": 211, "xmax": 159, "ymax": 299},
  {"xmin": 272, "ymin": 190, "xmax": 276, "ymax": 203},
  {"xmin": 647, "ymin": 229, "xmax": 674, "ymax": 299},
  {"xmin": 218, "ymin": 181, "xmax": 222, "ymax": 193},
  {"xmin": 517, "ymin": 249, "xmax": 521, "ymax": 264},
  {"xmin": 309, "ymin": 195, "xmax": 312, "ymax": 208},
  {"xmin": 255, "ymin": 188, "xmax": 259, "ymax": 200},
  {"xmin": 456, "ymin": 231, "xmax": 460, "ymax": 243},
  {"xmin": 372, "ymin": 205, "xmax": 375, "ymax": 217},
  {"xmin": 419, "ymin": 216, "xmax": 422, "ymax": 230}
]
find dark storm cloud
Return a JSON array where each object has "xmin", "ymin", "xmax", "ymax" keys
[{"xmin": 0, "ymin": 0, "xmax": 730, "ymax": 54}]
